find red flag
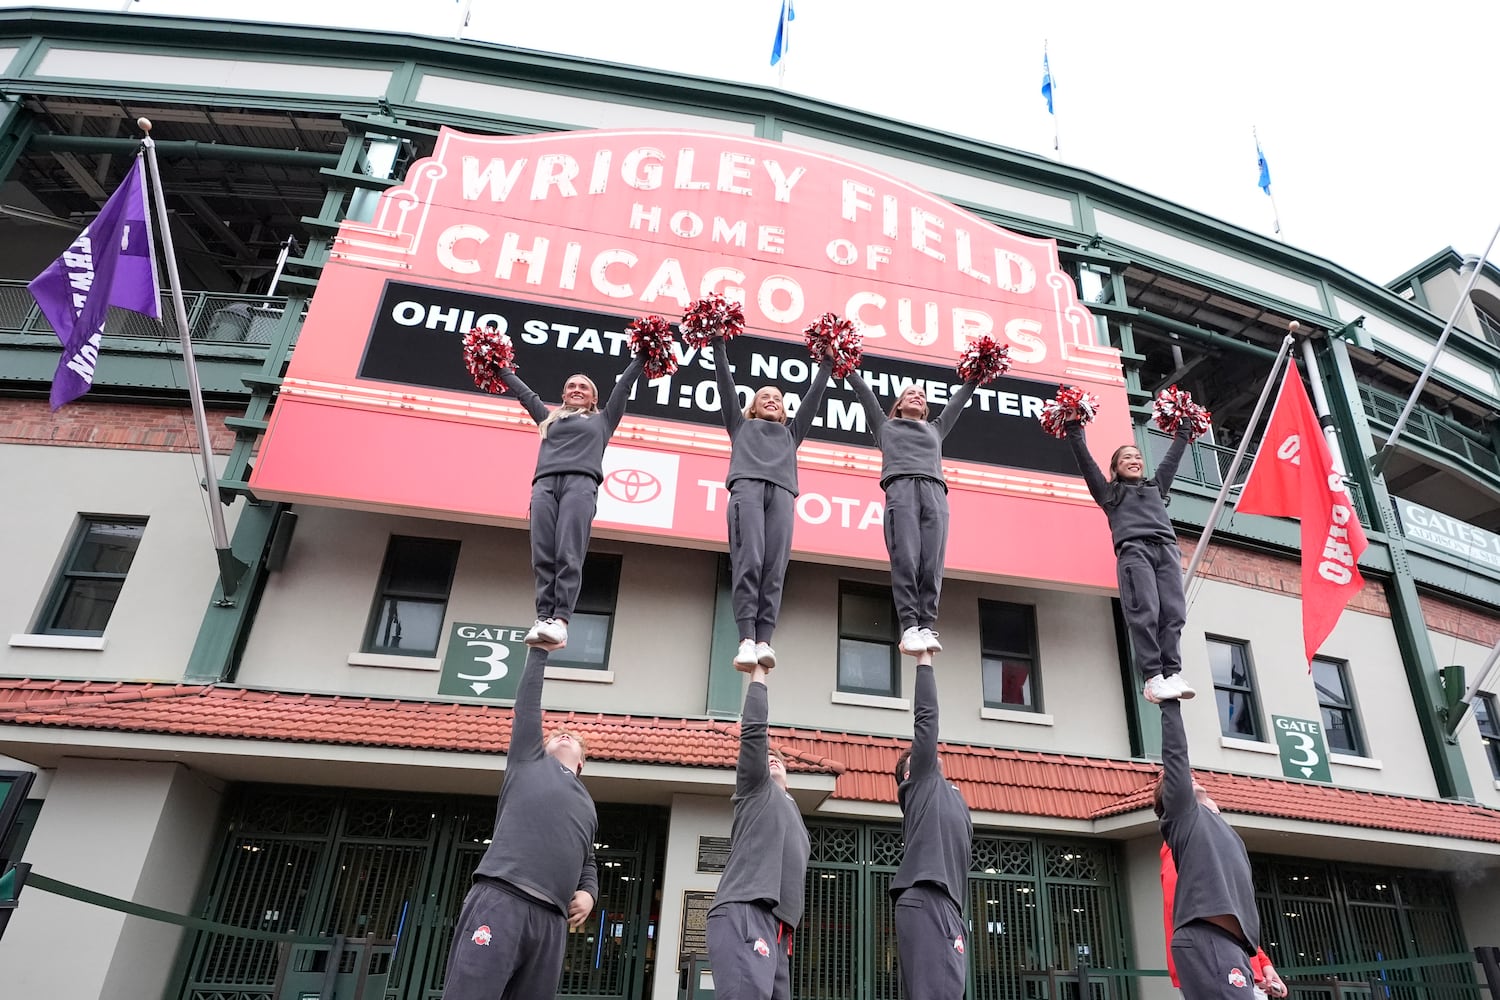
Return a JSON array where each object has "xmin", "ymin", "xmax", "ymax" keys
[{"xmin": 1237, "ymin": 365, "xmax": 1367, "ymax": 664}]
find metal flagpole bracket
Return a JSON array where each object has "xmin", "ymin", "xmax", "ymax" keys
[{"xmin": 138, "ymin": 116, "xmax": 249, "ymax": 601}]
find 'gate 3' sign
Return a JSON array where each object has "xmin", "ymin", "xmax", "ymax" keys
[{"xmin": 251, "ymin": 128, "xmax": 1131, "ymax": 590}]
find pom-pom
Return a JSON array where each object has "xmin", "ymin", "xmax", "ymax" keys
[
  {"xmin": 956, "ymin": 335, "xmax": 1012, "ymax": 385},
  {"xmin": 1039, "ymin": 384, "xmax": 1100, "ymax": 439},
  {"xmin": 627, "ymin": 314, "xmax": 678, "ymax": 380},
  {"xmin": 462, "ymin": 324, "xmax": 516, "ymax": 395},
  {"xmin": 803, "ymin": 311, "xmax": 864, "ymax": 378},
  {"xmin": 680, "ymin": 294, "xmax": 746, "ymax": 349},
  {"xmin": 1152, "ymin": 384, "xmax": 1212, "ymax": 439}
]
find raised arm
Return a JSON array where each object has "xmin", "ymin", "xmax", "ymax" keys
[
  {"xmin": 845, "ymin": 368, "xmax": 887, "ymax": 442},
  {"xmin": 932, "ymin": 380, "xmax": 978, "ymax": 438},
  {"xmin": 1154, "ymin": 424, "xmax": 1193, "ymax": 494},
  {"xmin": 909, "ymin": 662, "xmax": 940, "ymax": 780},
  {"xmin": 1064, "ymin": 423, "xmax": 1112, "ymax": 506},
  {"xmin": 736, "ymin": 679, "xmax": 771, "ymax": 795},
  {"xmin": 712, "ymin": 339, "xmax": 744, "ymax": 435},
  {"xmin": 499, "ymin": 370, "xmax": 551, "ymax": 425},
  {"xmin": 1158, "ymin": 700, "xmax": 1197, "ymax": 820},
  {"xmin": 599, "ymin": 354, "xmax": 648, "ymax": 433},
  {"xmin": 789, "ymin": 358, "xmax": 833, "ymax": 444},
  {"xmin": 508, "ymin": 646, "xmax": 549, "ymax": 764}
]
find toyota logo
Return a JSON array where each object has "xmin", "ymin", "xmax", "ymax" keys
[{"xmin": 603, "ymin": 469, "xmax": 662, "ymax": 504}]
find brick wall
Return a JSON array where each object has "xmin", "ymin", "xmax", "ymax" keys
[
  {"xmin": 0, "ymin": 397, "xmax": 237, "ymax": 454},
  {"xmin": 1178, "ymin": 532, "xmax": 1391, "ymax": 617},
  {"xmin": 1419, "ymin": 594, "xmax": 1500, "ymax": 646}
]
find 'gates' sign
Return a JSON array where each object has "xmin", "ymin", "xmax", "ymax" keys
[{"xmin": 250, "ymin": 128, "xmax": 1132, "ymax": 591}]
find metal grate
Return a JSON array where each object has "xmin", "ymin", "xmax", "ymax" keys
[
  {"xmin": 970, "ymin": 874, "xmax": 1044, "ymax": 1000},
  {"xmin": 791, "ymin": 865, "xmax": 859, "ymax": 999}
]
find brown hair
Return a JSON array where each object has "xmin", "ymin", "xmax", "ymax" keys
[
  {"xmin": 769, "ymin": 747, "xmax": 788, "ymax": 768},
  {"xmin": 894, "ymin": 749, "xmax": 912, "ymax": 785},
  {"xmin": 888, "ymin": 387, "xmax": 929, "ymax": 421},
  {"xmin": 745, "ymin": 386, "xmax": 788, "ymax": 424},
  {"xmin": 1151, "ymin": 775, "xmax": 1165, "ymax": 817},
  {"xmin": 1109, "ymin": 444, "xmax": 1143, "ymax": 482}
]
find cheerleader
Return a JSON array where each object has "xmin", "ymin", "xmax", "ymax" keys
[
  {"xmin": 501, "ymin": 356, "xmax": 646, "ymax": 648},
  {"xmin": 1063, "ymin": 419, "xmax": 1197, "ymax": 703},
  {"xmin": 846, "ymin": 372, "xmax": 978, "ymax": 654},
  {"xmin": 712, "ymin": 336, "xmax": 833, "ymax": 670}
]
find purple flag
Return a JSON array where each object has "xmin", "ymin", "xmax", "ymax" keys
[{"xmin": 29, "ymin": 158, "xmax": 160, "ymax": 408}]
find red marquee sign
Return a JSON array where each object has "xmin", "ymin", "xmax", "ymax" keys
[{"xmin": 250, "ymin": 128, "xmax": 1132, "ymax": 591}]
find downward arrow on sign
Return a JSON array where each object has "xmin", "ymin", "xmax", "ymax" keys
[
  {"xmin": 471, "ymin": 682, "xmax": 490, "ymax": 695},
  {"xmin": 1300, "ymin": 767, "xmax": 1313, "ymax": 777}
]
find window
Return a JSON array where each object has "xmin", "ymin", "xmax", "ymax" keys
[
  {"xmin": 39, "ymin": 517, "xmax": 146, "ymax": 635},
  {"xmin": 980, "ymin": 600, "xmax": 1040, "ymax": 710},
  {"xmin": 1207, "ymin": 637, "xmax": 1262, "ymax": 740},
  {"xmin": 1473, "ymin": 303, "xmax": 1500, "ymax": 349},
  {"xmin": 1476, "ymin": 694, "xmax": 1500, "ymax": 781},
  {"xmin": 548, "ymin": 553, "xmax": 622, "ymax": 671},
  {"xmin": 1311, "ymin": 657, "xmax": 1365, "ymax": 756},
  {"xmin": 364, "ymin": 536, "xmax": 460, "ymax": 656},
  {"xmin": 837, "ymin": 583, "xmax": 899, "ymax": 697}
]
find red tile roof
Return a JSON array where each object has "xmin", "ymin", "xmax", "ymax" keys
[{"xmin": 3, "ymin": 679, "xmax": 1500, "ymax": 846}]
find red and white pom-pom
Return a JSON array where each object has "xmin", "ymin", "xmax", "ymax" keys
[
  {"xmin": 956, "ymin": 335, "xmax": 1012, "ymax": 385},
  {"xmin": 680, "ymin": 294, "xmax": 746, "ymax": 349},
  {"xmin": 1038, "ymin": 384, "xmax": 1101, "ymax": 439},
  {"xmin": 803, "ymin": 311, "xmax": 864, "ymax": 378},
  {"xmin": 627, "ymin": 314, "xmax": 678, "ymax": 380},
  {"xmin": 1152, "ymin": 384, "xmax": 1213, "ymax": 439},
  {"xmin": 462, "ymin": 324, "xmax": 516, "ymax": 395}
]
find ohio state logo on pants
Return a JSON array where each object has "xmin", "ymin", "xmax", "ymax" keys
[
  {"xmin": 471, "ymin": 924, "xmax": 492, "ymax": 946},
  {"xmin": 1228, "ymin": 968, "xmax": 1248, "ymax": 988},
  {"xmin": 954, "ymin": 936, "xmax": 965, "ymax": 954},
  {"xmin": 753, "ymin": 938, "xmax": 770, "ymax": 957}
]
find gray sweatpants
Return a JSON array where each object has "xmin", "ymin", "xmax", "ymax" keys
[
  {"xmin": 1171, "ymin": 920, "xmax": 1255, "ymax": 1000},
  {"xmin": 727, "ymin": 479, "xmax": 795, "ymax": 642},
  {"xmin": 705, "ymin": 901, "xmax": 792, "ymax": 1000},
  {"xmin": 1118, "ymin": 539, "xmax": 1187, "ymax": 679},
  {"xmin": 530, "ymin": 474, "xmax": 598, "ymax": 621},
  {"xmin": 441, "ymin": 879, "xmax": 566, "ymax": 1000},
  {"xmin": 894, "ymin": 884, "xmax": 966, "ymax": 1000},
  {"xmin": 885, "ymin": 477, "xmax": 949, "ymax": 630}
]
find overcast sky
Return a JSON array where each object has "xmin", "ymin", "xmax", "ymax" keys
[{"xmin": 13, "ymin": 0, "xmax": 1500, "ymax": 288}]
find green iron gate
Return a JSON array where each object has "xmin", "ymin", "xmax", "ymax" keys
[
  {"xmin": 171, "ymin": 785, "xmax": 664, "ymax": 1000},
  {"xmin": 790, "ymin": 822, "xmax": 1131, "ymax": 1000}
]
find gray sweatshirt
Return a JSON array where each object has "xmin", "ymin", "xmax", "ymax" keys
[
  {"xmin": 1065, "ymin": 423, "xmax": 1191, "ymax": 552},
  {"xmin": 848, "ymin": 372, "xmax": 977, "ymax": 491},
  {"xmin": 713, "ymin": 342, "xmax": 832, "ymax": 496},
  {"xmin": 891, "ymin": 664, "xmax": 973, "ymax": 909},
  {"xmin": 1158, "ymin": 700, "xmax": 1260, "ymax": 949},
  {"xmin": 501, "ymin": 355, "xmax": 647, "ymax": 483},
  {"xmin": 473, "ymin": 647, "xmax": 599, "ymax": 917},
  {"xmin": 712, "ymin": 681, "xmax": 811, "ymax": 927}
]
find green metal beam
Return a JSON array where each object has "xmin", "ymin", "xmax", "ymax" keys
[
  {"xmin": 1090, "ymin": 301, "xmax": 1283, "ymax": 362},
  {"xmin": 28, "ymin": 133, "xmax": 339, "ymax": 168},
  {"xmin": 184, "ymin": 501, "xmax": 280, "ymax": 683},
  {"xmin": 705, "ymin": 555, "xmax": 744, "ymax": 719}
]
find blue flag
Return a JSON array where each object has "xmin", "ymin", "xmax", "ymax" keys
[
  {"xmin": 1041, "ymin": 49, "xmax": 1055, "ymax": 114},
  {"xmin": 1256, "ymin": 140, "xmax": 1272, "ymax": 195},
  {"xmin": 771, "ymin": 0, "xmax": 795, "ymax": 68},
  {"xmin": 28, "ymin": 157, "xmax": 161, "ymax": 408}
]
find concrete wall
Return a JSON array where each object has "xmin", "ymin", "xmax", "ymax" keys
[
  {"xmin": 1121, "ymin": 835, "xmax": 1173, "ymax": 1000},
  {"xmin": 0, "ymin": 445, "xmax": 238, "ymax": 683},
  {"xmin": 0, "ymin": 757, "xmax": 224, "ymax": 1000},
  {"xmin": 653, "ymin": 793, "xmax": 733, "ymax": 1000}
]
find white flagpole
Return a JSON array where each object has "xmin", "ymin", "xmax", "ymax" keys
[
  {"xmin": 1370, "ymin": 217, "xmax": 1500, "ymax": 476},
  {"xmin": 1181, "ymin": 327, "xmax": 1298, "ymax": 592},
  {"xmin": 137, "ymin": 117, "xmax": 246, "ymax": 600}
]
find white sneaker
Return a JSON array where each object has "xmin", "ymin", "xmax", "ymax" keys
[
  {"xmin": 755, "ymin": 642, "xmax": 777, "ymax": 669},
  {"xmin": 523, "ymin": 618, "xmax": 549, "ymax": 646},
  {"xmin": 899, "ymin": 627, "xmax": 927, "ymax": 655},
  {"xmin": 1143, "ymin": 674, "xmax": 1179, "ymax": 704},
  {"xmin": 919, "ymin": 628, "xmax": 943, "ymax": 653},
  {"xmin": 734, "ymin": 639, "xmax": 758, "ymax": 671},
  {"xmin": 536, "ymin": 619, "xmax": 568, "ymax": 647},
  {"xmin": 1166, "ymin": 674, "xmax": 1197, "ymax": 700}
]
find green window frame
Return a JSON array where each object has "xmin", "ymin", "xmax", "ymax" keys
[
  {"xmin": 547, "ymin": 553, "xmax": 622, "ymax": 671},
  {"xmin": 38, "ymin": 516, "xmax": 147, "ymax": 636},
  {"xmin": 836, "ymin": 582, "xmax": 900, "ymax": 698},
  {"xmin": 1311, "ymin": 656, "xmax": 1365, "ymax": 756},
  {"xmin": 1476, "ymin": 693, "xmax": 1500, "ymax": 781},
  {"xmin": 979, "ymin": 599, "xmax": 1041, "ymax": 711},
  {"xmin": 363, "ymin": 536, "xmax": 461, "ymax": 657},
  {"xmin": 1207, "ymin": 636, "xmax": 1263, "ymax": 740}
]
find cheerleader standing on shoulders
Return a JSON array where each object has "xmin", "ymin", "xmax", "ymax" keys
[
  {"xmin": 501, "ymin": 356, "xmax": 647, "ymax": 648},
  {"xmin": 1064, "ymin": 418, "xmax": 1197, "ymax": 703},
  {"xmin": 712, "ymin": 335, "xmax": 833, "ymax": 670},
  {"xmin": 846, "ymin": 371, "xmax": 979, "ymax": 655}
]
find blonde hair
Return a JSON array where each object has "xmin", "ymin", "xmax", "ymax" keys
[
  {"xmin": 745, "ymin": 386, "xmax": 787, "ymax": 424},
  {"xmin": 547, "ymin": 728, "xmax": 589, "ymax": 756},
  {"xmin": 537, "ymin": 375, "xmax": 599, "ymax": 438}
]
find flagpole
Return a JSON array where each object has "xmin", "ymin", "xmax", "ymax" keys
[
  {"xmin": 1267, "ymin": 189, "xmax": 1282, "ymax": 237},
  {"xmin": 138, "ymin": 117, "xmax": 247, "ymax": 601},
  {"xmin": 1298, "ymin": 335, "xmax": 1344, "ymax": 475},
  {"xmin": 1181, "ymin": 328, "xmax": 1297, "ymax": 591},
  {"xmin": 1370, "ymin": 218, "xmax": 1500, "ymax": 476}
]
